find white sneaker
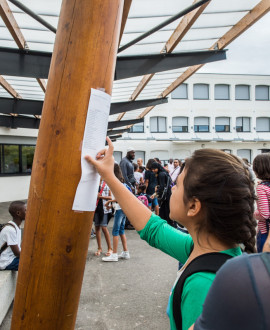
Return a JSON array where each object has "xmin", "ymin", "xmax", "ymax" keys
[
  {"xmin": 102, "ymin": 253, "xmax": 118, "ymax": 262},
  {"xmin": 118, "ymin": 251, "xmax": 130, "ymax": 260}
]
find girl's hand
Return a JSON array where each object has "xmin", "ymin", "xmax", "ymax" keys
[{"xmin": 85, "ymin": 137, "xmax": 115, "ymax": 182}]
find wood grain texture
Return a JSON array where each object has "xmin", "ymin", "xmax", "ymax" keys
[{"xmin": 11, "ymin": 1, "xmax": 124, "ymax": 329}]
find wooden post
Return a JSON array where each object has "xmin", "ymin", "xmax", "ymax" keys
[{"xmin": 11, "ymin": 1, "xmax": 124, "ymax": 329}]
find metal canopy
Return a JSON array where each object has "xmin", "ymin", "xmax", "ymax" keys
[
  {"xmin": 0, "ymin": 114, "xmax": 143, "ymax": 133},
  {"xmin": 0, "ymin": 96, "xmax": 167, "ymax": 116},
  {"xmin": 107, "ymin": 128, "xmax": 129, "ymax": 136},
  {"xmin": 108, "ymin": 118, "xmax": 144, "ymax": 129},
  {"xmin": 0, "ymin": 46, "xmax": 226, "ymax": 79}
]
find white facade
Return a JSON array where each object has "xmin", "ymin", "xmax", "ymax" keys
[
  {"xmin": 1, "ymin": 73, "xmax": 270, "ymax": 202},
  {"xmin": 113, "ymin": 73, "xmax": 270, "ymax": 164}
]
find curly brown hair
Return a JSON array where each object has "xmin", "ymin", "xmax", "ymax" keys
[{"xmin": 183, "ymin": 149, "xmax": 256, "ymax": 253}]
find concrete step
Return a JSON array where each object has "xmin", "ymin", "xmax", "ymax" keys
[{"xmin": 0, "ymin": 271, "xmax": 17, "ymax": 326}]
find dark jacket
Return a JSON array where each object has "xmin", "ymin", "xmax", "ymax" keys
[{"xmin": 119, "ymin": 156, "xmax": 136, "ymax": 188}]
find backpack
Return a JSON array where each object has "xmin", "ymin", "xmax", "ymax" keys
[
  {"xmin": 137, "ymin": 194, "xmax": 149, "ymax": 207},
  {"xmin": 0, "ymin": 222, "xmax": 17, "ymax": 255},
  {"xmin": 172, "ymin": 252, "xmax": 233, "ymax": 330}
]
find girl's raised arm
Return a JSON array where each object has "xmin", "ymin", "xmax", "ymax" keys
[{"xmin": 85, "ymin": 137, "xmax": 152, "ymax": 231}]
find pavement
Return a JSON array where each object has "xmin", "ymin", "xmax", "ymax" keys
[{"xmin": 0, "ymin": 202, "xmax": 177, "ymax": 329}]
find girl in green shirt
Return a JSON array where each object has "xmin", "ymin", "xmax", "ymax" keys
[{"xmin": 85, "ymin": 138, "xmax": 256, "ymax": 330}]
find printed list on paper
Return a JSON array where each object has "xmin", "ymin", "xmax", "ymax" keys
[{"xmin": 72, "ymin": 88, "xmax": 111, "ymax": 212}]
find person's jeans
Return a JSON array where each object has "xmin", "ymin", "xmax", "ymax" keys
[
  {"xmin": 112, "ymin": 209, "xmax": 126, "ymax": 236},
  {"xmin": 257, "ymin": 221, "xmax": 269, "ymax": 252},
  {"xmin": 5, "ymin": 257, "xmax": 19, "ymax": 271}
]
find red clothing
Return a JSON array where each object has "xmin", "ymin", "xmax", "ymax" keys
[{"xmin": 254, "ymin": 182, "xmax": 270, "ymax": 234}]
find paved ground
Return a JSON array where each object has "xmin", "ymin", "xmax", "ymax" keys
[{"xmin": 0, "ymin": 202, "xmax": 177, "ymax": 329}]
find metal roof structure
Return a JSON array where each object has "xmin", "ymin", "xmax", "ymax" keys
[{"xmin": 0, "ymin": 0, "xmax": 270, "ymax": 136}]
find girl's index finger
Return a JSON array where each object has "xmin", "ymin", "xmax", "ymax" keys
[{"xmin": 106, "ymin": 136, "xmax": 114, "ymax": 155}]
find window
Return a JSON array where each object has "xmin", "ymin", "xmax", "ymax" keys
[
  {"xmin": 22, "ymin": 146, "xmax": 35, "ymax": 173},
  {"xmin": 221, "ymin": 149, "xmax": 232, "ymax": 154},
  {"xmin": 150, "ymin": 117, "xmax": 167, "ymax": 133},
  {"xmin": 256, "ymin": 117, "xmax": 270, "ymax": 132},
  {"xmin": 235, "ymin": 85, "xmax": 250, "ymax": 100},
  {"xmin": 237, "ymin": 149, "xmax": 251, "ymax": 163},
  {"xmin": 255, "ymin": 85, "xmax": 269, "ymax": 100},
  {"xmin": 172, "ymin": 117, "xmax": 188, "ymax": 132},
  {"xmin": 194, "ymin": 117, "xmax": 209, "ymax": 132},
  {"xmin": 135, "ymin": 151, "xmax": 145, "ymax": 164},
  {"xmin": 214, "ymin": 84, "xmax": 230, "ymax": 100},
  {"xmin": 113, "ymin": 151, "xmax": 122, "ymax": 164},
  {"xmin": 0, "ymin": 144, "xmax": 35, "ymax": 175},
  {"xmin": 193, "ymin": 84, "xmax": 209, "ymax": 100},
  {"xmin": 171, "ymin": 84, "xmax": 188, "ymax": 99},
  {"xmin": 215, "ymin": 117, "xmax": 230, "ymax": 132},
  {"xmin": 129, "ymin": 122, "xmax": 144, "ymax": 133},
  {"xmin": 236, "ymin": 117, "xmax": 250, "ymax": 132}
]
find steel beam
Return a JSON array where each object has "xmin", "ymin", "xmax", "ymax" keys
[
  {"xmin": 108, "ymin": 118, "xmax": 144, "ymax": 129},
  {"xmin": 0, "ymin": 47, "xmax": 226, "ymax": 80},
  {"xmin": 0, "ymin": 96, "xmax": 167, "ymax": 116}
]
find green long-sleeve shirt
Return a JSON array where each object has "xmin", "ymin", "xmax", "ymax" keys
[{"xmin": 138, "ymin": 213, "xmax": 242, "ymax": 330}]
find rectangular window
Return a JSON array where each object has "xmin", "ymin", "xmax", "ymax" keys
[
  {"xmin": 22, "ymin": 146, "xmax": 35, "ymax": 173},
  {"xmin": 215, "ymin": 84, "xmax": 230, "ymax": 100},
  {"xmin": 172, "ymin": 117, "xmax": 188, "ymax": 132},
  {"xmin": 1, "ymin": 145, "xmax": 20, "ymax": 174},
  {"xmin": 256, "ymin": 118, "xmax": 270, "ymax": 132},
  {"xmin": 171, "ymin": 84, "xmax": 188, "ymax": 99},
  {"xmin": 113, "ymin": 151, "xmax": 122, "ymax": 164},
  {"xmin": 215, "ymin": 117, "xmax": 230, "ymax": 132},
  {"xmin": 237, "ymin": 149, "xmax": 251, "ymax": 163},
  {"xmin": 193, "ymin": 84, "xmax": 209, "ymax": 100},
  {"xmin": 235, "ymin": 85, "xmax": 250, "ymax": 100},
  {"xmin": 236, "ymin": 117, "xmax": 250, "ymax": 132},
  {"xmin": 129, "ymin": 122, "xmax": 144, "ymax": 133},
  {"xmin": 150, "ymin": 117, "xmax": 167, "ymax": 133},
  {"xmin": 135, "ymin": 151, "xmax": 145, "ymax": 164},
  {"xmin": 255, "ymin": 85, "xmax": 269, "ymax": 100},
  {"xmin": 194, "ymin": 117, "xmax": 209, "ymax": 132},
  {"xmin": 0, "ymin": 144, "xmax": 35, "ymax": 175}
]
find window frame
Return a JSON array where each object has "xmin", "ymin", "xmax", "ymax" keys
[
  {"xmin": 236, "ymin": 117, "xmax": 251, "ymax": 132},
  {"xmin": 129, "ymin": 122, "xmax": 144, "ymax": 133},
  {"xmin": 193, "ymin": 83, "xmax": 209, "ymax": 100},
  {"xmin": 172, "ymin": 116, "xmax": 188, "ymax": 133},
  {"xmin": 171, "ymin": 83, "xmax": 188, "ymax": 99},
  {"xmin": 215, "ymin": 117, "xmax": 230, "ymax": 133},
  {"xmin": 194, "ymin": 117, "xmax": 210, "ymax": 133},
  {"xmin": 235, "ymin": 84, "xmax": 250, "ymax": 101},
  {"xmin": 256, "ymin": 117, "xmax": 270, "ymax": 132},
  {"xmin": 150, "ymin": 116, "xmax": 167, "ymax": 133},
  {"xmin": 0, "ymin": 143, "xmax": 35, "ymax": 176},
  {"xmin": 255, "ymin": 85, "xmax": 270, "ymax": 101},
  {"xmin": 214, "ymin": 84, "xmax": 230, "ymax": 100}
]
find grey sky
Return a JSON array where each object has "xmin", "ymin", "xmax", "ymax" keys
[{"xmin": 201, "ymin": 12, "xmax": 270, "ymax": 75}]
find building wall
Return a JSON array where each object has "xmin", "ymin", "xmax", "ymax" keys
[
  {"xmin": 114, "ymin": 73, "xmax": 270, "ymax": 163},
  {"xmin": 0, "ymin": 73, "xmax": 270, "ymax": 202}
]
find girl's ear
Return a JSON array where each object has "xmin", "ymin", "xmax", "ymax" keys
[{"xmin": 187, "ymin": 197, "xmax": 201, "ymax": 217}]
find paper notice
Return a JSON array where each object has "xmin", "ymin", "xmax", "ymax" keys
[{"xmin": 72, "ymin": 88, "xmax": 111, "ymax": 212}]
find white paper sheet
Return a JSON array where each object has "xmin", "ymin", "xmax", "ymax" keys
[{"xmin": 72, "ymin": 88, "xmax": 111, "ymax": 212}]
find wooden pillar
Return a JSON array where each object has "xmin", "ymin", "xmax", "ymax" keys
[{"xmin": 11, "ymin": 1, "xmax": 124, "ymax": 329}]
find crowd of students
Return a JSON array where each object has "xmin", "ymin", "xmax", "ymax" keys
[
  {"xmin": 92, "ymin": 147, "xmax": 185, "ymax": 260},
  {"xmin": 1, "ymin": 141, "xmax": 270, "ymax": 329}
]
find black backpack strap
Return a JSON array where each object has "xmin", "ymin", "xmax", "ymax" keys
[
  {"xmin": 173, "ymin": 252, "xmax": 233, "ymax": 330},
  {"xmin": 0, "ymin": 223, "xmax": 17, "ymax": 255}
]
